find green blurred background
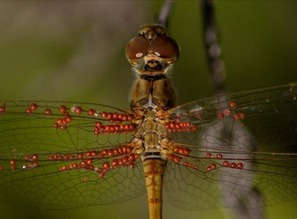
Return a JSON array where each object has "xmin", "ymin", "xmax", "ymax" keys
[{"xmin": 0, "ymin": 1, "xmax": 296, "ymax": 218}]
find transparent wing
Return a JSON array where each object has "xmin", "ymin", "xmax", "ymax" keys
[
  {"xmin": 165, "ymin": 83, "xmax": 297, "ymax": 210},
  {"xmin": 0, "ymin": 101, "xmax": 145, "ymax": 209},
  {"xmin": 1, "ymin": 83, "xmax": 297, "ymax": 211}
]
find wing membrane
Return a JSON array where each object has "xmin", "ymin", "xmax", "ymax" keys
[
  {"xmin": 165, "ymin": 83, "xmax": 297, "ymax": 210},
  {"xmin": 169, "ymin": 83, "xmax": 297, "ymax": 149},
  {"xmin": 0, "ymin": 101, "xmax": 145, "ymax": 209}
]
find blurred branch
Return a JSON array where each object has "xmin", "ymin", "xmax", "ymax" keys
[
  {"xmin": 200, "ymin": 0, "xmax": 226, "ymax": 95},
  {"xmin": 199, "ymin": 1, "xmax": 266, "ymax": 219},
  {"xmin": 158, "ymin": 0, "xmax": 174, "ymax": 27}
]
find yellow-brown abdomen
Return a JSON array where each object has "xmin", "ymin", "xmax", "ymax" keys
[{"xmin": 143, "ymin": 159, "xmax": 166, "ymax": 219}]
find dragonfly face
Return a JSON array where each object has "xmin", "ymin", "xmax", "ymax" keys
[
  {"xmin": 126, "ymin": 24, "xmax": 179, "ymax": 67},
  {"xmin": 0, "ymin": 2, "xmax": 297, "ymax": 219}
]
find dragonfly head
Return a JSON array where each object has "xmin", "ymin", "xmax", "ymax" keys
[{"xmin": 125, "ymin": 24, "xmax": 180, "ymax": 72}]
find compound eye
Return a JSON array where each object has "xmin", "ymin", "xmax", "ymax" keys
[
  {"xmin": 125, "ymin": 36, "xmax": 149, "ymax": 60},
  {"xmin": 151, "ymin": 36, "xmax": 180, "ymax": 61}
]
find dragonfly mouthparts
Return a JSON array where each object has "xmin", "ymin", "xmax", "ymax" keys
[
  {"xmin": 140, "ymin": 74, "xmax": 166, "ymax": 81},
  {"xmin": 144, "ymin": 60, "xmax": 163, "ymax": 71}
]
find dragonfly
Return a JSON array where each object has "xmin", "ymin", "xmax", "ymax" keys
[
  {"xmin": 0, "ymin": 1, "xmax": 296, "ymax": 219},
  {"xmin": 1, "ymin": 20, "xmax": 297, "ymax": 219}
]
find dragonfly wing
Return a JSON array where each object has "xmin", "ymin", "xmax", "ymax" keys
[
  {"xmin": 0, "ymin": 101, "xmax": 145, "ymax": 209},
  {"xmin": 168, "ymin": 82, "xmax": 297, "ymax": 150},
  {"xmin": 165, "ymin": 83, "xmax": 297, "ymax": 210}
]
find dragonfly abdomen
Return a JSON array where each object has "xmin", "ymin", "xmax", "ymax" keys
[{"xmin": 143, "ymin": 158, "xmax": 166, "ymax": 219}]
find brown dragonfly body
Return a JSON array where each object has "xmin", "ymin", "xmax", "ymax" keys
[{"xmin": 127, "ymin": 24, "xmax": 180, "ymax": 219}]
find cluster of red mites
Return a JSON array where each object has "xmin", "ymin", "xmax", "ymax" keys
[
  {"xmin": 51, "ymin": 106, "xmax": 135, "ymax": 133},
  {"xmin": 57, "ymin": 156, "xmax": 139, "ymax": 174},
  {"xmin": 232, "ymin": 112, "xmax": 246, "ymax": 120},
  {"xmin": 26, "ymin": 103, "xmax": 38, "ymax": 114},
  {"xmin": 165, "ymin": 122, "xmax": 197, "ymax": 132},
  {"xmin": 170, "ymin": 147, "xmax": 199, "ymax": 170},
  {"xmin": 22, "ymin": 162, "xmax": 39, "ymax": 169},
  {"xmin": 167, "ymin": 154, "xmax": 181, "ymax": 164},
  {"xmin": 48, "ymin": 154, "xmax": 76, "ymax": 160},
  {"xmin": 218, "ymin": 110, "xmax": 246, "ymax": 120},
  {"xmin": 205, "ymin": 153, "xmax": 223, "ymax": 159},
  {"xmin": 10, "ymin": 159, "xmax": 16, "ymax": 171},
  {"xmin": 217, "ymin": 101, "xmax": 246, "ymax": 120},
  {"xmin": 95, "ymin": 154, "xmax": 138, "ymax": 179},
  {"xmin": 49, "ymin": 145, "xmax": 133, "ymax": 161},
  {"xmin": 205, "ymin": 152, "xmax": 221, "ymax": 172},
  {"xmin": 1, "ymin": 154, "xmax": 40, "ymax": 171},
  {"xmin": 206, "ymin": 163, "xmax": 217, "ymax": 172},
  {"xmin": 58, "ymin": 158, "xmax": 94, "ymax": 172},
  {"xmin": 167, "ymin": 154, "xmax": 199, "ymax": 170},
  {"xmin": 86, "ymin": 145, "xmax": 133, "ymax": 158},
  {"xmin": 94, "ymin": 121, "xmax": 135, "ymax": 134},
  {"xmin": 100, "ymin": 153, "xmax": 139, "ymax": 173},
  {"xmin": 56, "ymin": 146, "xmax": 138, "ymax": 178},
  {"xmin": 183, "ymin": 161, "xmax": 199, "ymax": 170},
  {"xmin": 52, "ymin": 105, "xmax": 72, "ymax": 130},
  {"xmin": 173, "ymin": 146, "xmax": 191, "ymax": 156},
  {"xmin": 205, "ymin": 153, "xmax": 243, "ymax": 171},
  {"xmin": 24, "ymin": 154, "xmax": 39, "ymax": 161},
  {"xmin": 101, "ymin": 111, "xmax": 133, "ymax": 122},
  {"xmin": 167, "ymin": 151, "xmax": 244, "ymax": 173},
  {"xmin": 222, "ymin": 161, "xmax": 243, "ymax": 169},
  {"xmin": 9, "ymin": 159, "xmax": 39, "ymax": 171}
]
